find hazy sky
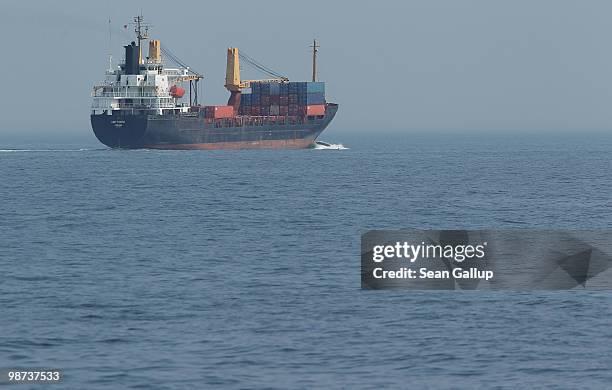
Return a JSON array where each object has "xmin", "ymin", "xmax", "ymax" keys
[{"xmin": 2, "ymin": 0, "xmax": 612, "ymax": 137}]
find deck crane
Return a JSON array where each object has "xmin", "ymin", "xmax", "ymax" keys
[
  {"xmin": 160, "ymin": 44, "xmax": 203, "ymax": 106},
  {"xmin": 224, "ymin": 48, "xmax": 288, "ymax": 111}
]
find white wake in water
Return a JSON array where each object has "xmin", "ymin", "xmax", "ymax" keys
[{"xmin": 313, "ymin": 141, "xmax": 349, "ymax": 150}]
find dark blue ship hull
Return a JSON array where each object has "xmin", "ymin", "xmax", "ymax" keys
[{"xmin": 91, "ymin": 103, "xmax": 338, "ymax": 150}]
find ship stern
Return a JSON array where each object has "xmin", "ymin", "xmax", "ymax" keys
[{"xmin": 90, "ymin": 114, "xmax": 148, "ymax": 149}]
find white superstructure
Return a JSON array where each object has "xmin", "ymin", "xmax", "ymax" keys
[
  {"xmin": 91, "ymin": 16, "xmax": 202, "ymax": 116},
  {"xmin": 91, "ymin": 62, "xmax": 192, "ymax": 115}
]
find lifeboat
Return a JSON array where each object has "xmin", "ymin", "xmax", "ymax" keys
[{"xmin": 169, "ymin": 85, "xmax": 185, "ymax": 98}]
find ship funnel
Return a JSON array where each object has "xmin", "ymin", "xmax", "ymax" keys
[
  {"xmin": 149, "ymin": 39, "xmax": 161, "ymax": 63},
  {"xmin": 124, "ymin": 41, "xmax": 140, "ymax": 75}
]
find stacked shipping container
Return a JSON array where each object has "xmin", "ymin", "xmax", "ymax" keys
[
  {"xmin": 238, "ymin": 81, "xmax": 326, "ymax": 117},
  {"xmin": 203, "ymin": 105, "xmax": 234, "ymax": 119}
]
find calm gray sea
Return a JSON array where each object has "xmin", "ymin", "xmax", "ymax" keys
[{"xmin": 1, "ymin": 134, "xmax": 611, "ymax": 389}]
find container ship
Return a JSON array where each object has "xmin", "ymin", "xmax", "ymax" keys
[{"xmin": 90, "ymin": 16, "xmax": 338, "ymax": 150}]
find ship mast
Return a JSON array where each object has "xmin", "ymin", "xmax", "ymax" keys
[
  {"xmin": 133, "ymin": 14, "xmax": 149, "ymax": 64},
  {"xmin": 107, "ymin": 17, "xmax": 113, "ymax": 71},
  {"xmin": 310, "ymin": 39, "xmax": 319, "ymax": 82}
]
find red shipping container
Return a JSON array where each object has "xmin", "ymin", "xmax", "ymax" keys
[
  {"xmin": 251, "ymin": 106, "xmax": 261, "ymax": 115},
  {"xmin": 279, "ymin": 96, "xmax": 289, "ymax": 105},
  {"xmin": 270, "ymin": 95, "xmax": 280, "ymax": 104},
  {"xmin": 204, "ymin": 105, "xmax": 234, "ymax": 119},
  {"xmin": 279, "ymin": 106, "xmax": 288, "ymax": 115},
  {"xmin": 305, "ymin": 105, "xmax": 325, "ymax": 116}
]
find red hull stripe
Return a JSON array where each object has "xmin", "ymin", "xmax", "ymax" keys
[{"xmin": 144, "ymin": 138, "xmax": 314, "ymax": 150}]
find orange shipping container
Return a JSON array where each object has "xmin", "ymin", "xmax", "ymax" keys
[
  {"xmin": 305, "ymin": 104, "xmax": 325, "ymax": 116},
  {"xmin": 204, "ymin": 105, "xmax": 234, "ymax": 119}
]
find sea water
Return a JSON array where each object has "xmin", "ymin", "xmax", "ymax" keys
[{"xmin": 1, "ymin": 133, "xmax": 611, "ymax": 388}]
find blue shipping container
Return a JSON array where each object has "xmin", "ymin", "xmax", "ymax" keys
[
  {"xmin": 306, "ymin": 92, "xmax": 325, "ymax": 104},
  {"xmin": 269, "ymin": 83, "xmax": 280, "ymax": 95},
  {"xmin": 306, "ymin": 82, "xmax": 325, "ymax": 94},
  {"xmin": 241, "ymin": 94, "xmax": 252, "ymax": 106}
]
